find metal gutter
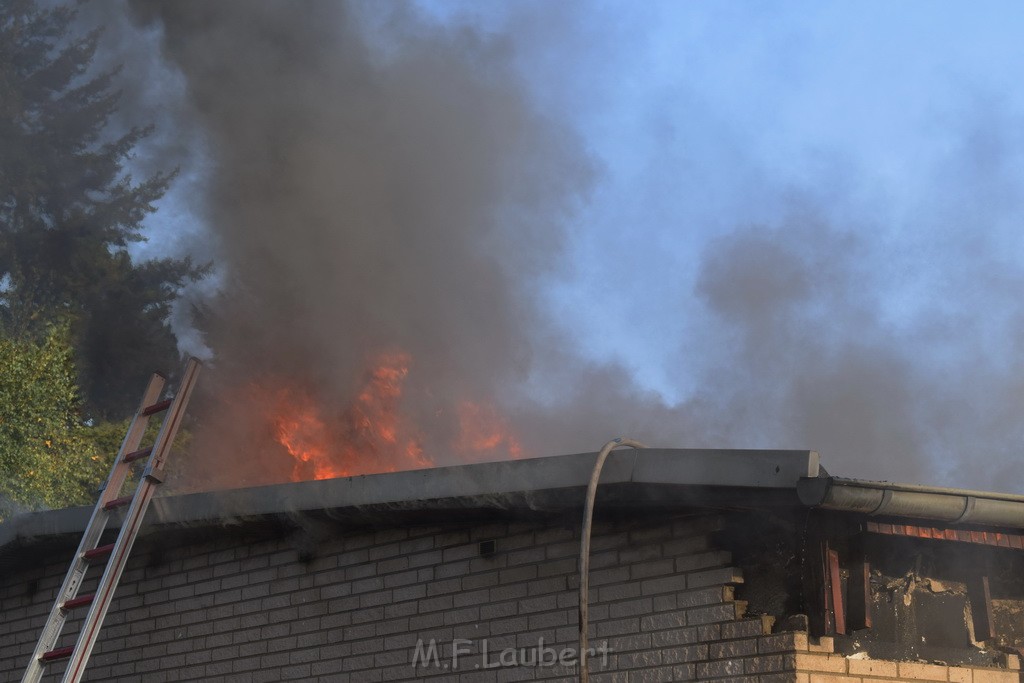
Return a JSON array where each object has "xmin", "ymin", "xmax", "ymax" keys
[
  {"xmin": 0, "ymin": 448, "xmax": 818, "ymax": 551},
  {"xmin": 797, "ymin": 476, "xmax": 1024, "ymax": 528}
]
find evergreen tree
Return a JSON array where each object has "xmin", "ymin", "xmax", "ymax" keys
[{"xmin": 0, "ymin": 0, "xmax": 202, "ymax": 419}]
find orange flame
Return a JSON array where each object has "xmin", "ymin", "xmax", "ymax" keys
[
  {"xmin": 274, "ymin": 390, "xmax": 336, "ymax": 479},
  {"xmin": 256, "ymin": 349, "xmax": 524, "ymax": 481},
  {"xmin": 455, "ymin": 400, "xmax": 523, "ymax": 459}
]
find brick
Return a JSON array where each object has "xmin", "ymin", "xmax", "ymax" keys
[
  {"xmin": 897, "ymin": 661, "xmax": 949, "ymax": 680},
  {"xmin": 686, "ymin": 565, "xmax": 743, "ymax": 588},
  {"xmin": 536, "ymin": 527, "xmax": 574, "ymax": 544},
  {"xmin": 677, "ymin": 586, "xmax": 731, "ymax": 608},
  {"xmin": 596, "ymin": 618, "xmax": 639, "ymax": 637},
  {"xmin": 351, "ymin": 577, "xmax": 384, "ymax": 594},
  {"xmin": 709, "ymin": 637, "xmax": 758, "ymax": 658},
  {"xmin": 794, "ymin": 653, "xmax": 847, "ymax": 674},
  {"xmin": 685, "ymin": 603, "xmax": 741, "ymax": 625},
  {"xmin": 442, "ymin": 606, "xmax": 480, "ymax": 625},
  {"xmin": 547, "ymin": 541, "xmax": 580, "ymax": 559},
  {"xmin": 442, "ymin": 544, "xmax": 479, "ymax": 562},
  {"xmin": 639, "ymin": 574, "xmax": 688, "ymax": 596},
  {"xmin": 435, "ymin": 531, "xmax": 471, "ymax": 547},
  {"xmin": 609, "ymin": 597, "xmax": 653, "ymax": 619},
  {"xmin": 427, "ymin": 577, "xmax": 463, "ymax": 596},
  {"xmin": 948, "ymin": 667, "xmax": 973, "ymax": 683},
  {"xmin": 538, "ymin": 558, "xmax": 577, "ymax": 578},
  {"xmin": 745, "ymin": 653, "xmax": 786, "ymax": 674},
  {"xmin": 662, "ymin": 644, "xmax": 708, "ymax": 664},
  {"xmin": 696, "ymin": 658, "xmax": 744, "ymax": 678},
  {"xmin": 847, "ymin": 657, "xmax": 897, "ymax": 677},
  {"xmin": 629, "ymin": 558, "xmax": 675, "ymax": 579},
  {"xmin": 659, "ymin": 536, "xmax": 708, "ymax": 557},
  {"xmin": 420, "ymin": 595, "xmax": 455, "ymax": 613},
  {"xmin": 720, "ymin": 619, "xmax": 766, "ymax": 639},
  {"xmin": 809, "ymin": 636, "xmax": 834, "ymax": 653},
  {"xmin": 640, "ymin": 609, "xmax": 687, "ymax": 631},
  {"xmin": 598, "ymin": 582, "xmax": 642, "ymax": 603},
  {"xmin": 650, "ymin": 626, "xmax": 698, "ymax": 648},
  {"xmin": 760, "ymin": 632, "xmax": 808, "ymax": 653},
  {"xmin": 498, "ymin": 565, "xmax": 538, "ymax": 584},
  {"xmin": 517, "ymin": 596, "xmax": 553, "ymax": 614},
  {"xmin": 462, "ymin": 572, "xmax": 500, "ymax": 590},
  {"xmin": 620, "ymin": 544, "xmax": 662, "ymax": 563},
  {"xmin": 407, "ymin": 550, "xmax": 443, "ymax": 568},
  {"xmin": 671, "ymin": 663, "xmax": 697, "ymax": 680},
  {"xmin": 973, "ymin": 668, "xmax": 1021, "ymax": 683},
  {"xmin": 454, "ymin": 588, "xmax": 490, "ymax": 608}
]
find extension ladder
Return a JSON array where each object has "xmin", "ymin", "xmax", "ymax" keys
[{"xmin": 22, "ymin": 357, "xmax": 202, "ymax": 683}]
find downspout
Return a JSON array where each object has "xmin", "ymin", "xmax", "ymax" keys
[{"xmin": 578, "ymin": 438, "xmax": 647, "ymax": 683}]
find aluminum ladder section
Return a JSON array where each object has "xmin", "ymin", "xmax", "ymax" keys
[{"xmin": 22, "ymin": 357, "xmax": 202, "ymax": 683}]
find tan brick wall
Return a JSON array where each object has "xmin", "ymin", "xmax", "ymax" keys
[{"xmin": 788, "ymin": 638, "xmax": 1021, "ymax": 683}]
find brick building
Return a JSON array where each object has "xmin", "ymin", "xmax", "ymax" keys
[{"xmin": 2, "ymin": 449, "xmax": 1023, "ymax": 682}]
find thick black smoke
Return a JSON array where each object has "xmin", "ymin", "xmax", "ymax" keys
[{"xmin": 121, "ymin": 1, "xmax": 656, "ymax": 487}]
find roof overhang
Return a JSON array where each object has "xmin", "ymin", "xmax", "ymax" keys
[{"xmin": 0, "ymin": 448, "xmax": 818, "ymax": 551}]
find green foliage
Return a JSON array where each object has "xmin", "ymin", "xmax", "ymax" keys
[
  {"xmin": 0, "ymin": 324, "xmax": 110, "ymax": 519},
  {"xmin": 0, "ymin": 0, "xmax": 204, "ymax": 420}
]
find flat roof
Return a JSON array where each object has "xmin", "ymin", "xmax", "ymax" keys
[{"xmin": 0, "ymin": 448, "xmax": 818, "ymax": 551}]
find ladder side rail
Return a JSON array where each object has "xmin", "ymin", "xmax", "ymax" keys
[
  {"xmin": 62, "ymin": 359, "xmax": 200, "ymax": 683},
  {"xmin": 97, "ymin": 373, "xmax": 168, "ymax": 502},
  {"xmin": 21, "ymin": 374, "xmax": 166, "ymax": 683},
  {"xmin": 61, "ymin": 475, "xmax": 161, "ymax": 683},
  {"xmin": 144, "ymin": 358, "xmax": 201, "ymax": 481}
]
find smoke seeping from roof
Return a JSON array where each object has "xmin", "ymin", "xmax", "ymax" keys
[{"xmin": 108, "ymin": 1, "xmax": 1024, "ymax": 492}]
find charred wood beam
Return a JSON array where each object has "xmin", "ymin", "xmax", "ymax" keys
[
  {"xmin": 967, "ymin": 574, "xmax": 996, "ymax": 642},
  {"xmin": 804, "ymin": 534, "xmax": 835, "ymax": 637},
  {"xmin": 827, "ymin": 547, "xmax": 846, "ymax": 635},
  {"xmin": 846, "ymin": 536, "xmax": 871, "ymax": 631}
]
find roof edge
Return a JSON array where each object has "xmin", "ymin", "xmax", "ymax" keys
[{"xmin": 1, "ymin": 448, "xmax": 816, "ymax": 550}]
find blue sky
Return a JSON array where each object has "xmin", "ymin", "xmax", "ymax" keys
[{"xmin": 406, "ymin": 1, "xmax": 1024, "ymax": 401}]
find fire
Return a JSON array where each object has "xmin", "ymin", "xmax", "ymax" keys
[
  {"xmin": 268, "ymin": 351, "xmax": 429, "ymax": 480},
  {"xmin": 274, "ymin": 390, "xmax": 335, "ymax": 479},
  {"xmin": 255, "ymin": 349, "xmax": 524, "ymax": 482},
  {"xmin": 455, "ymin": 400, "xmax": 523, "ymax": 459}
]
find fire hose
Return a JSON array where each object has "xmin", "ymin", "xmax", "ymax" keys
[{"xmin": 578, "ymin": 437, "xmax": 647, "ymax": 683}]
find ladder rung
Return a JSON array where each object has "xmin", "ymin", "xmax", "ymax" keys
[
  {"xmin": 103, "ymin": 496, "xmax": 133, "ymax": 511},
  {"xmin": 41, "ymin": 646, "xmax": 73, "ymax": 662},
  {"xmin": 83, "ymin": 544, "xmax": 114, "ymax": 562},
  {"xmin": 63, "ymin": 593, "xmax": 95, "ymax": 610},
  {"xmin": 140, "ymin": 398, "xmax": 173, "ymax": 416},
  {"xmin": 123, "ymin": 447, "xmax": 152, "ymax": 463}
]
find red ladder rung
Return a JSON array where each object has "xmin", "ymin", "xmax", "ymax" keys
[
  {"xmin": 103, "ymin": 496, "xmax": 133, "ymax": 511},
  {"xmin": 40, "ymin": 646, "xmax": 73, "ymax": 662},
  {"xmin": 140, "ymin": 398, "xmax": 173, "ymax": 416},
  {"xmin": 123, "ymin": 447, "xmax": 152, "ymax": 463},
  {"xmin": 63, "ymin": 593, "xmax": 95, "ymax": 610},
  {"xmin": 83, "ymin": 544, "xmax": 114, "ymax": 562}
]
